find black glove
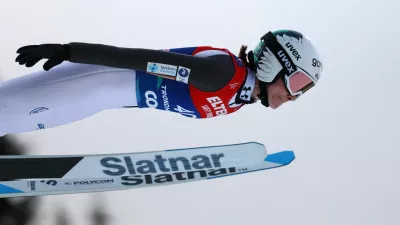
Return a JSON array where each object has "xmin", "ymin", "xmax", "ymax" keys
[{"xmin": 15, "ymin": 44, "xmax": 70, "ymax": 71}]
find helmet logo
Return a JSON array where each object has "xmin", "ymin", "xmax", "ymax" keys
[
  {"xmin": 312, "ymin": 58, "xmax": 322, "ymax": 68},
  {"xmin": 285, "ymin": 42, "xmax": 302, "ymax": 61},
  {"xmin": 277, "ymin": 50, "xmax": 295, "ymax": 73}
]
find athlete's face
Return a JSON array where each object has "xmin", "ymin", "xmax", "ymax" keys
[{"xmin": 267, "ymin": 77, "xmax": 297, "ymax": 109}]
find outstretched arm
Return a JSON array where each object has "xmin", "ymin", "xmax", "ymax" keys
[{"xmin": 16, "ymin": 43, "xmax": 236, "ymax": 92}]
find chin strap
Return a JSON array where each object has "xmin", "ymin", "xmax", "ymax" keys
[{"xmin": 257, "ymin": 80, "xmax": 269, "ymax": 107}]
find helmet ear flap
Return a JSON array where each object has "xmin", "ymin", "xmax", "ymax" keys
[{"xmin": 256, "ymin": 65, "xmax": 288, "ymax": 108}]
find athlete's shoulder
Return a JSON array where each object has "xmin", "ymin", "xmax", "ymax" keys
[{"xmin": 162, "ymin": 46, "xmax": 245, "ymax": 69}]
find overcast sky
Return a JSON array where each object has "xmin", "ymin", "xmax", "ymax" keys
[{"xmin": 0, "ymin": 0, "xmax": 399, "ymax": 225}]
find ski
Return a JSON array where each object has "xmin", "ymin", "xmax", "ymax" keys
[{"xmin": 0, "ymin": 142, "xmax": 295, "ymax": 197}]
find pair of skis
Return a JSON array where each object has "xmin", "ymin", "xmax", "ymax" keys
[{"xmin": 0, "ymin": 142, "xmax": 295, "ymax": 198}]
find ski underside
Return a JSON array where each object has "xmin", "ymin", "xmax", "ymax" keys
[{"xmin": 0, "ymin": 142, "xmax": 295, "ymax": 198}]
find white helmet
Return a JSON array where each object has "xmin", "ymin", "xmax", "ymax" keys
[{"xmin": 251, "ymin": 30, "xmax": 323, "ymax": 107}]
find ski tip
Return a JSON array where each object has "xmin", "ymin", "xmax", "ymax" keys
[{"xmin": 264, "ymin": 151, "xmax": 295, "ymax": 165}]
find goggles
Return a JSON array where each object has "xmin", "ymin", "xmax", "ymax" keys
[{"xmin": 284, "ymin": 68, "xmax": 315, "ymax": 97}]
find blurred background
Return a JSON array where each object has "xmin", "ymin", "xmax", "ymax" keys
[{"xmin": 0, "ymin": 0, "xmax": 399, "ymax": 225}]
